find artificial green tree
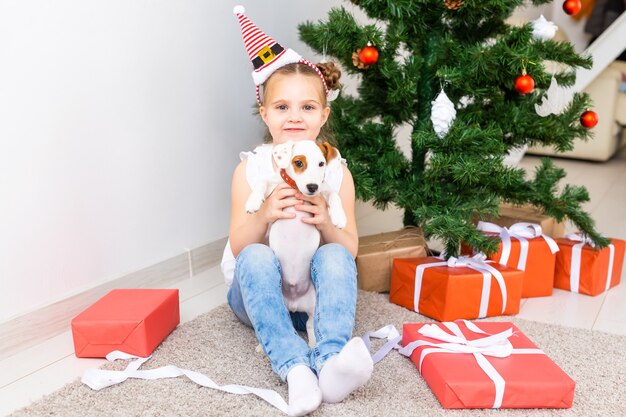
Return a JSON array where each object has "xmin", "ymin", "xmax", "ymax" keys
[{"xmin": 299, "ymin": 0, "xmax": 609, "ymax": 257}]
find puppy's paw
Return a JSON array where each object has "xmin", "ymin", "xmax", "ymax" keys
[
  {"xmin": 330, "ymin": 207, "xmax": 347, "ymax": 229},
  {"xmin": 245, "ymin": 197, "xmax": 263, "ymax": 214}
]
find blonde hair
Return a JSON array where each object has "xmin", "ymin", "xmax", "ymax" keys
[{"xmin": 260, "ymin": 61, "xmax": 341, "ymax": 144}]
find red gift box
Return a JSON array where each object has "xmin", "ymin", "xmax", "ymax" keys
[
  {"xmin": 390, "ymin": 255, "xmax": 523, "ymax": 321},
  {"xmin": 553, "ymin": 234, "xmax": 625, "ymax": 296},
  {"xmin": 476, "ymin": 221, "xmax": 560, "ymax": 298},
  {"xmin": 401, "ymin": 321, "xmax": 575, "ymax": 408},
  {"xmin": 71, "ymin": 289, "xmax": 180, "ymax": 358}
]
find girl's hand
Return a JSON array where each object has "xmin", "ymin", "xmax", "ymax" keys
[
  {"xmin": 259, "ymin": 182, "xmax": 302, "ymax": 224},
  {"xmin": 295, "ymin": 192, "xmax": 332, "ymax": 231}
]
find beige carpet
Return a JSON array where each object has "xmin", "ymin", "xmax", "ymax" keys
[{"xmin": 11, "ymin": 291, "xmax": 626, "ymax": 417}]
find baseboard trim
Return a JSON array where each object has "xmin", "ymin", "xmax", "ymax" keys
[{"xmin": 0, "ymin": 238, "xmax": 227, "ymax": 361}]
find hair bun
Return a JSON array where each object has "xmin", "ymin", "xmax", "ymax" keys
[{"xmin": 316, "ymin": 61, "xmax": 341, "ymax": 91}]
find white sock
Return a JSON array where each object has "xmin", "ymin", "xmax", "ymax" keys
[
  {"xmin": 286, "ymin": 365, "xmax": 322, "ymax": 417},
  {"xmin": 318, "ymin": 337, "xmax": 374, "ymax": 403}
]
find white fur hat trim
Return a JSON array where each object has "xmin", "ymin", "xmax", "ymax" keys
[{"xmin": 251, "ymin": 48, "xmax": 302, "ymax": 86}]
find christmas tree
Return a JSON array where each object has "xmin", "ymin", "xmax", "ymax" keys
[{"xmin": 299, "ymin": 0, "xmax": 609, "ymax": 257}]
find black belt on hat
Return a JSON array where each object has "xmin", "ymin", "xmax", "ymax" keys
[{"xmin": 252, "ymin": 43, "xmax": 284, "ymax": 70}]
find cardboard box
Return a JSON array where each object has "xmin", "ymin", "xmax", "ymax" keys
[
  {"xmin": 475, "ymin": 222, "xmax": 559, "ymax": 298},
  {"xmin": 390, "ymin": 256, "xmax": 523, "ymax": 321},
  {"xmin": 490, "ymin": 203, "xmax": 566, "ymax": 239},
  {"xmin": 71, "ymin": 289, "xmax": 180, "ymax": 358},
  {"xmin": 402, "ymin": 321, "xmax": 575, "ymax": 408},
  {"xmin": 357, "ymin": 228, "xmax": 427, "ymax": 292},
  {"xmin": 553, "ymin": 236, "xmax": 625, "ymax": 296}
]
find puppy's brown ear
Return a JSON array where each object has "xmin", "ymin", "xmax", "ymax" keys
[{"xmin": 318, "ymin": 142, "xmax": 338, "ymax": 162}]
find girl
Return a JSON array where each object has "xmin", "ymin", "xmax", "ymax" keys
[{"xmin": 221, "ymin": 7, "xmax": 373, "ymax": 417}]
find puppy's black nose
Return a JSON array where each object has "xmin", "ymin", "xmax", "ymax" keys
[{"xmin": 306, "ymin": 184, "xmax": 318, "ymax": 193}]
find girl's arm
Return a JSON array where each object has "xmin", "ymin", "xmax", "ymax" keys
[
  {"xmin": 228, "ymin": 160, "xmax": 302, "ymax": 257},
  {"xmin": 296, "ymin": 165, "xmax": 359, "ymax": 258}
]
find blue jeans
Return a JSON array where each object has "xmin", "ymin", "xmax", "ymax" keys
[{"xmin": 227, "ymin": 243, "xmax": 357, "ymax": 381}]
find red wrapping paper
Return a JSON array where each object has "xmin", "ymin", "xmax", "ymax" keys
[
  {"xmin": 483, "ymin": 232, "xmax": 557, "ymax": 298},
  {"xmin": 553, "ymin": 236, "xmax": 625, "ymax": 296},
  {"xmin": 71, "ymin": 289, "xmax": 180, "ymax": 358},
  {"xmin": 488, "ymin": 236, "xmax": 556, "ymax": 297},
  {"xmin": 402, "ymin": 321, "xmax": 575, "ymax": 408},
  {"xmin": 465, "ymin": 222, "xmax": 560, "ymax": 298},
  {"xmin": 390, "ymin": 256, "xmax": 523, "ymax": 321}
]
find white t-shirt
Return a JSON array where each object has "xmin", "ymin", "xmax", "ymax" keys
[{"xmin": 220, "ymin": 143, "xmax": 346, "ymax": 287}]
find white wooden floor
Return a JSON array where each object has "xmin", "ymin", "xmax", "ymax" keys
[{"xmin": 1, "ymin": 148, "xmax": 625, "ymax": 416}]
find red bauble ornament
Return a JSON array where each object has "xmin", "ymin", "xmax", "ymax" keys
[
  {"xmin": 580, "ymin": 110, "xmax": 598, "ymax": 128},
  {"xmin": 358, "ymin": 45, "xmax": 379, "ymax": 65},
  {"xmin": 562, "ymin": 0, "xmax": 582, "ymax": 15},
  {"xmin": 514, "ymin": 72, "xmax": 535, "ymax": 95}
]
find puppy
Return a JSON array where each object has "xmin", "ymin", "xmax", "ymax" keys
[{"xmin": 245, "ymin": 140, "xmax": 346, "ymax": 346}]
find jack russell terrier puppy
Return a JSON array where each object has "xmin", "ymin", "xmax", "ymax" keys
[{"xmin": 245, "ymin": 140, "xmax": 347, "ymax": 347}]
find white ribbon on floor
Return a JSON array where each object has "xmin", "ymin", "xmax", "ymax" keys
[
  {"xmin": 477, "ymin": 221, "xmax": 559, "ymax": 271},
  {"xmin": 363, "ymin": 321, "xmax": 544, "ymax": 409},
  {"xmin": 82, "ymin": 351, "xmax": 290, "ymax": 414},
  {"xmin": 361, "ymin": 324, "xmax": 402, "ymax": 364},
  {"xmin": 565, "ymin": 233, "xmax": 615, "ymax": 293},
  {"xmin": 83, "ymin": 321, "xmax": 545, "ymax": 412}
]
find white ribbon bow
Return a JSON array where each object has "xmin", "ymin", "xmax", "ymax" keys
[
  {"xmin": 413, "ymin": 254, "xmax": 508, "ymax": 318},
  {"xmin": 477, "ymin": 221, "xmax": 559, "ymax": 271},
  {"xmin": 565, "ymin": 233, "xmax": 614, "ymax": 293},
  {"xmin": 565, "ymin": 232, "xmax": 596, "ymax": 247}
]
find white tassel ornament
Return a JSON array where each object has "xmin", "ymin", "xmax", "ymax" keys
[{"xmin": 431, "ymin": 89, "xmax": 456, "ymax": 139}]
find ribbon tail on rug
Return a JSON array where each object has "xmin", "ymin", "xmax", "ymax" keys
[{"xmin": 82, "ymin": 351, "xmax": 290, "ymax": 414}]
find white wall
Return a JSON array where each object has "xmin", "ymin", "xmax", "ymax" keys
[
  {"xmin": 549, "ymin": 2, "xmax": 592, "ymax": 52},
  {"xmin": 0, "ymin": 0, "xmax": 346, "ymax": 321}
]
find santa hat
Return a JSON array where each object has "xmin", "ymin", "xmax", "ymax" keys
[{"xmin": 233, "ymin": 5, "xmax": 330, "ymax": 103}]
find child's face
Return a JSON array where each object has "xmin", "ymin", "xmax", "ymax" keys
[{"xmin": 259, "ymin": 73, "xmax": 330, "ymax": 145}]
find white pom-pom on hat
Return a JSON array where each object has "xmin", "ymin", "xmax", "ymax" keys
[{"xmin": 233, "ymin": 5, "xmax": 245, "ymax": 15}]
